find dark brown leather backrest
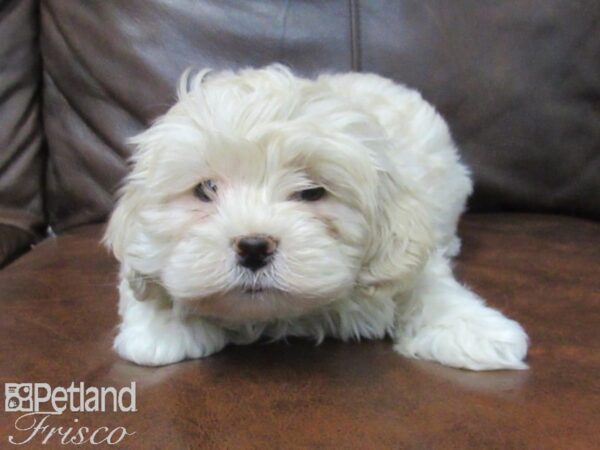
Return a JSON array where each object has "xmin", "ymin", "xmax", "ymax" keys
[
  {"xmin": 0, "ymin": 0, "xmax": 45, "ymax": 263},
  {"xmin": 39, "ymin": 1, "xmax": 600, "ymax": 233},
  {"xmin": 359, "ymin": 1, "xmax": 600, "ymax": 218}
]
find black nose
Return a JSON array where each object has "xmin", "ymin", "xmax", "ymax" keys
[{"xmin": 234, "ymin": 235, "xmax": 278, "ymax": 272}]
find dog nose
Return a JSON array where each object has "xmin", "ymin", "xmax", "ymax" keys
[{"xmin": 234, "ymin": 235, "xmax": 278, "ymax": 272}]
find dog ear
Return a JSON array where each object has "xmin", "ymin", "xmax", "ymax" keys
[
  {"xmin": 106, "ymin": 188, "xmax": 171, "ymax": 304},
  {"xmin": 358, "ymin": 171, "xmax": 434, "ymax": 293},
  {"xmin": 104, "ymin": 196, "xmax": 149, "ymax": 304},
  {"xmin": 103, "ymin": 187, "xmax": 140, "ymax": 263},
  {"xmin": 105, "ymin": 190, "xmax": 170, "ymax": 304}
]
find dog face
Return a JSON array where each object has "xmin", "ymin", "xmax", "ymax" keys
[{"xmin": 105, "ymin": 67, "xmax": 432, "ymax": 323}]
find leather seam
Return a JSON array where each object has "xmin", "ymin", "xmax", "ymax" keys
[{"xmin": 349, "ymin": 0, "xmax": 362, "ymax": 72}]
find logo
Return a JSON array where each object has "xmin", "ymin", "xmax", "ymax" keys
[
  {"xmin": 4, "ymin": 382, "xmax": 137, "ymax": 446},
  {"xmin": 5, "ymin": 384, "xmax": 33, "ymax": 413}
]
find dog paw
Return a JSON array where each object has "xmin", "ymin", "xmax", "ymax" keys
[
  {"xmin": 395, "ymin": 310, "xmax": 529, "ymax": 371},
  {"xmin": 114, "ymin": 318, "xmax": 227, "ymax": 366}
]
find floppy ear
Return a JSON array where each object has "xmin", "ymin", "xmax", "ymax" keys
[
  {"xmin": 103, "ymin": 189, "xmax": 147, "ymax": 303},
  {"xmin": 103, "ymin": 185, "xmax": 142, "ymax": 263},
  {"xmin": 358, "ymin": 172, "xmax": 434, "ymax": 292},
  {"xmin": 105, "ymin": 190, "xmax": 171, "ymax": 303}
]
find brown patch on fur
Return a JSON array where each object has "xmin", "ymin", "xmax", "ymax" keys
[{"xmin": 320, "ymin": 215, "xmax": 341, "ymax": 240}]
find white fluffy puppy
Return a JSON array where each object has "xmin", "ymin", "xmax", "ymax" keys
[{"xmin": 104, "ymin": 65, "xmax": 528, "ymax": 371}]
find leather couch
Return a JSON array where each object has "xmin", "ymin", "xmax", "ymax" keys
[{"xmin": 1, "ymin": 1, "xmax": 599, "ymax": 448}]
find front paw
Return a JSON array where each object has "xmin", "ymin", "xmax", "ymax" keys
[
  {"xmin": 114, "ymin": 318, "xmax": 227, "ymax": 366},
  {"xmin": 395, "ymin": 310, "xmax": 529, "ymax": 371}
]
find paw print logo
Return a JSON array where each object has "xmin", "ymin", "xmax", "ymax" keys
[{"xmin": 5, "ymin": 383, "xmax": 33, "ymax": 412}]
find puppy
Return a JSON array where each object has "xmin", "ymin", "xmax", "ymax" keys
[{"xmin": 104, "ymin": 65, "xmax": 528, "ymax": 370}]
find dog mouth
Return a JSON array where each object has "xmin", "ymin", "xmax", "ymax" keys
[{"xmin": 240, "ymin": 286, "xmax": 269, "ymax": 295}]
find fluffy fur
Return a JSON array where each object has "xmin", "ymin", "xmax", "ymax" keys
[{"xmin": 104, "ymin": 65, "xmax": 528, "ymax": 370}]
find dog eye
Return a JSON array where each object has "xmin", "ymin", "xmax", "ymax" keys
[
  {"xmin": 194, "ymin": 180, "xmax": 217, "ymax": 202},
  {"xmin": 295, "ymin": 187, "xmax": 326, "ymax": 202}
]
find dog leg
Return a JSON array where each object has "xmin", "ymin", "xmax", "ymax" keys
[
  {"xmin": 394, "ymin": 252, "xmax": 528, "ymax": 370},
  {"xmin": 114, "ymin": 280, "xmax": 227, "ymax": 366}
]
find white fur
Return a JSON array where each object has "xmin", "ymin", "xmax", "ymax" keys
[{"xmin": 104, "ymin": 65, "xmax": 528, "ymax": 370}]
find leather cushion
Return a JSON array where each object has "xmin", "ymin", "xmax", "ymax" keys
[
  {"xmin": 0, "ymin": 224, "xmax": 34, "ymax": 269},
  {"xmin": 0, "ymin": 0, "xmax": 46, "ymax": 264},
  {"xmin": 360, "ymin": 1, "xmax": 600, "ymax": 219},
  {"xmin": 1, "ymin": 214, "xmax": 598, "ymax": 448}
]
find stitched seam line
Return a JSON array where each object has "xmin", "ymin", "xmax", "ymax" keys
[{"xmin": 349, "ymin": 0, "xmax": 362, "ymax": 72}]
